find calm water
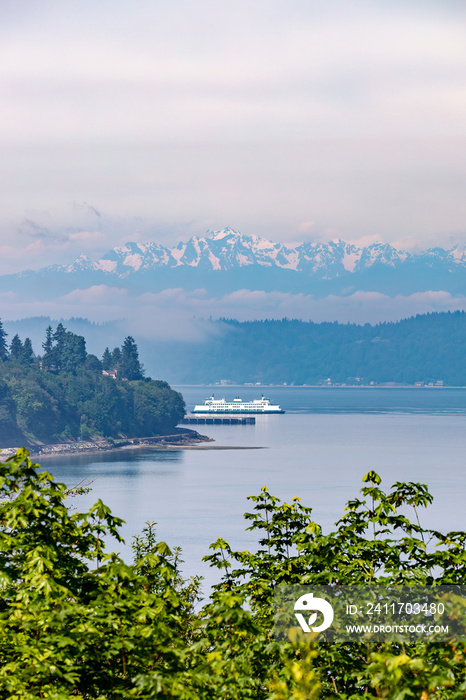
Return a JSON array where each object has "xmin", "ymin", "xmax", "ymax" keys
[{"xmin": 40, "ymin": 387, "xmax": 466, "ymax": 593}]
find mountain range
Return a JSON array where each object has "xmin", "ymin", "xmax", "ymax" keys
[{"xmin": 2, "ymin": 228, "xmax": 466, "ymax": 299}]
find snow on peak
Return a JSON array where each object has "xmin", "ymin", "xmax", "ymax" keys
[
  {"xmin": 449, "ymin": 245, "xmax": 466, "ymax": 262},
  {"xmin": 64, "ymin": 254, "xmax": 92, "ymax": 272},
  {"xmin": 95, "ymin": 259, "xmax": 117, "ymax": 273},
  {"xmin": 123, "ymin": 253, "xmax": 144, "ymax": 271},
  {"xmin": 209, "ymin": 227, "xmax": 241, "ymax": 241},
  {"xmin": 208, "ymin": 251, "xmax": 221, "ymax": 270},
  {"xmin": 254, "ymin": 236, "xmax": 278, "ymax": 251},
  {"xmin": 342, "ymin": 250, "xmax": 361, "ymax": 272},
  {"xmin": 57, "ymin": 229, "xmax": 466, "ymax": 280}
]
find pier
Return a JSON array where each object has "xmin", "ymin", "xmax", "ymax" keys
[{"xmin": 181, "ymin": 415, "xmax": 256, "ymax": 425}]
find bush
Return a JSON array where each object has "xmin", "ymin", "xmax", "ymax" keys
[{"xmin": 1, "ymin": 450, "xmax": 465, "ymax": 698}]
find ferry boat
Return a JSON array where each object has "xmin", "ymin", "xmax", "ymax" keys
[{"xmin": 192, "ymin": 396, "xmax": 285, "ymax": 414}]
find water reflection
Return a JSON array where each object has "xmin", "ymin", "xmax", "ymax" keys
[{"xmin": 36, "ymin": 388, "xmax": 466, "ymax": 593}]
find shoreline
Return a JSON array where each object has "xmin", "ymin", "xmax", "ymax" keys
[
  {"xmin": 173, "ymin": 384, "xmax": 462, "ymax": 389},
  {"xmin": 1, "ymin": 427, "xmax": 214, "ymax": 460},
  {"xmin": 35, "ymin": 442, "xmax": 265, "ymax": 460}
]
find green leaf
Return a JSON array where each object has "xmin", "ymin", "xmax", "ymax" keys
[{"xmin": 363, "ymin": 470, "xmax": 382, "ymax": 484}]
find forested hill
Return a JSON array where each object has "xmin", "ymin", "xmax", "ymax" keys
[
  {"xmin": 2, "ymin": 312, "xmax": 465, "ymax": 394},
  {"xmin": 145, "ymin": 311, "xmax": 466, "ymax": 386},
  {"xmin": 0, "ymin": 322, "xmax": 185, "ymax": 448}
]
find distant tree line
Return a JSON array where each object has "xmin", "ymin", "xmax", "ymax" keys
[
  {"xmin": 0, "ymin": 320, "xmax": 185, "ymax": 447},
  {"xmin": 146, "ymin": 311, "xmax": 466, "ymax": 385}
]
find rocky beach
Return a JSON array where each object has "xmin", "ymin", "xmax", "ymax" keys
[{"xmin": 0, "ymin": 428, "xmax": 212, "ymax": 460}]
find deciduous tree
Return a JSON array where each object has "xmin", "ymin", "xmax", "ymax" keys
[{"xmin": 2, "ymin": 451, "xmax": 466, "ymax": 698}]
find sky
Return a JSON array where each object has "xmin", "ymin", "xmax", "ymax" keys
[
  {"xmin": 1, "ymin": 0, "xmax": 466, "ymax": 327},
  {"xmin": 1, "ymin": 0, "xmax": 466, "ymax": 271}
]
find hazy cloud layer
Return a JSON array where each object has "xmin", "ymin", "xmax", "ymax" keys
[
  {"xmin": 1, "ymin": 0, "xmax": 466, "ymax": 275},
  {"xmin": 1, "ymin": 286, "xmax": 465, "ymax": 338}
]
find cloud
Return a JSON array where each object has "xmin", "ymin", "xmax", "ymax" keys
[
  {"xmin": 18, "ymin": 218, "xmax": 51, "ymax": 239},
  {"xmin": 0, "ymin": 240, "xmax": 56, "ymax": 266},
  {"xmin": 60, "ymin": 285, "xmax": 128, "ymax": 305},
  {"xmin": 297, "ymin": 222, "xmax": 315, "ymax": 233},
  {"xmin": 75, "ymin": 202, "xmax": 101, "ymax": 218},
  {"xmin": 2, "ymin": 285, "xmax": 466, "ymax": 337},
  {"xmin": 1, "ymin": 1, "xmax": 466, "ymax": 253},
  {"xmin": 67, "ymin": 231, "xmax": 104, "ymax": 242},
  {"xmin": 149, "ymin": 289, "xmax": 466, "ymax": 325}
]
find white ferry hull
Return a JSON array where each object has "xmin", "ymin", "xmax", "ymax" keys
[
  {"xmin": 193, "ymin": 408, "xmax": 285, "ymax": 414},
  {"xmin": 193, "ymin": 396, "xmax": 285, "ymax": 414}
]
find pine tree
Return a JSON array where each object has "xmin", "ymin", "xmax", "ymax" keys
[
  {"xmin": 119, "ymin": 336, "xmax": 144, "ymax": 380},
  {"xmin": 111, "ymin": 347, "xmax": 121, "ymax": 373},
  {"xmin": 9, "ymin": 334, "xmax": 23, "ymax": 360},
  {"xmin": 42, "ymin": 325, "xmax": 53, "ymax": 354},
  {"xmin": 0, "ymin": 319, "xmax": 8, "ymax": 361},
  {"xmin": 42, "ymin": 326, "xmax": 54, "ymax": 369},
  {"xmin": 53, "ymin": 323, "xmax": 67, "ymax": 369},
  {"xmin": 102, "ymin": 347, "xmax": 112, "ymax": 370},
  {"xmin": 22, "ymin": 338, "xmax": 34, "ymax": 365},
  {"xmin": 60, "ymin": 332, "xmax": 87, "ymax": 372}
]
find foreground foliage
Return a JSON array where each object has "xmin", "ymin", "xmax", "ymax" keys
[{"xmin": 1, "ymin": 449, "xmax": 466, "ymax": 698}]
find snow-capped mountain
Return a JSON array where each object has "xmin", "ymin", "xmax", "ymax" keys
[
  {"xmin": 63, "ymin": 227, "xmax": 302, "ymax": 275},
  {"xmin": 2, "ymin": 228, "xmax": 466, "ymax": 301},
  {"xmin": 58, "ymin": 227, "xmax": 466, "ymax": 276}
]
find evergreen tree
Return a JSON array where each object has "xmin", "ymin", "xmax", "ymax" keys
[
  {"xmin": 42, "ymin": 325, "xmax": 53, "ymax": 355},
  {"xmin": 60, "ymin": 332, "xmax": 87, "ymax": 372},
  {"xmin": 0, "ymin": 379, "xmax": 18, "ymax": 441},
  {"xmin": 85, "ymin": 354, "xmax": 103, "ymax": 372},
  {"xmin": 111, "ymin": 347, "xmax": 121, "ymax": 372},
  {"xmin": 22, "ymin": 338, "xmax": 34, "ymax": 365},
  {"xmin": 9, "ymin": 334, "xmax": 23, "ymax": 360},
  {"xmin": 53, "ymin": 323, "xmax": 67, "ymax": 369},
  {"xmin": 42, "ymin": 325, "xmax": 54, "ymax": 368},
  {"xmin": 0, "ymin": 319, "xmax": 7, "ymax": 361},
  {"xmin": 119, "ymin": 336, "xmax": 144, "ymax": 380},
  {"xmin": 0, "ymin": 324, "xmax": 183, "ymax": 445},
  {"xmin": 102, "ymin": 347, "xmax": 112, "ymax": 370}
]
